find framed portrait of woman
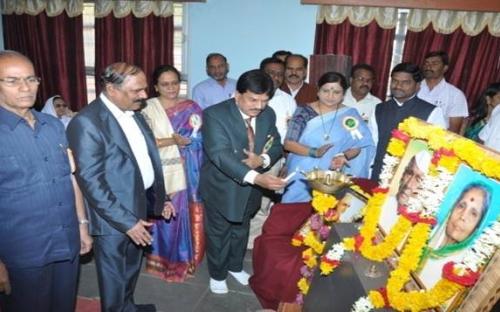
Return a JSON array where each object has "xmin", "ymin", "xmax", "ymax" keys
[{"xmin": 414, "ymin": 164, "xmax": 500, "ymax": 310}]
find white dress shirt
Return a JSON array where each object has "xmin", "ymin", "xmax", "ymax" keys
[
  {"xmin": 101, "ymin": 94, "xmax": 155, "ymax": 189},
  {"xmin": 418, "ymin": 79, "xmax": 468, "ymax": 128},
  {"xmin": 479, "ymin": 104, "xmax": 500, "ymax": 152},
  {"xmin": 343, "ymin": 87, "xmax": 382, "ymax": 121},
  {"xmin": 267, "ymin": 88, "xmax": 297, "ymax": 143},
  {"xmin": 287, "ymin": 82, "xmax": 303, "ymax": 99}
]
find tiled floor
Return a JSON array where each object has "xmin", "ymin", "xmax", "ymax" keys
[{"xmin": 77, "ymin": 250, "xmax": 263, "ymax": 312}]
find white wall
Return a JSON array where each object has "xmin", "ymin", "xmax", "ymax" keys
[{"xmin": 186, "ymin": 0, "xmax": 317, "ymax": 96}]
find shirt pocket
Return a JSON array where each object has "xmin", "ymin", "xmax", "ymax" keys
[
  {"xmin": 0, "ymin": 155, "xmax": 42, "ymax": 191},
  {"xmin": 48, "ymin": 146, "xmax": 72, "ymax": 178}
]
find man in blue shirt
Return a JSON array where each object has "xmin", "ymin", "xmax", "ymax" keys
[
  {"xmin": 0, "ymin": 50, "xmax": 92, "ymax": 312},
  {"xmin": 192, "ymin": 53, "xmax": 237, "ymax": 109}
]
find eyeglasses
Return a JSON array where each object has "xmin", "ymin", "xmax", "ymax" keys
[{"xmin": 0, "ymin": 76, "xmax": 41, "ymax": 87}]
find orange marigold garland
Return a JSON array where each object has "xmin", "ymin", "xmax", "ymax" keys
[{"xmin": 349, "ymin": 118, "xmax": 500, "ymax": 311}]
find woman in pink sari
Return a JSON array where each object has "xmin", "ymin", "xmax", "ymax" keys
[{"xmin": 141, "ymin": 65, "xmax": 204, "ymax": 282}]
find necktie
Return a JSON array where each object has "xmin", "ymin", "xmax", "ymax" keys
[{"xmin": 245, "ymin": 117, "xmax": 255, "ymax": 153}]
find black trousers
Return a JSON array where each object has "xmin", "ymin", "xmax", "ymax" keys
[
  {"xmin": 0, "ymin": 256, "xmax": 79, "ymax": 312},
  {"xmin": 93, "ymin": 234, "xmax": 143, "ymax": 312},
  {"xmin": 204, "ymin": 190, "xmax": 261, "ymax": 280}
]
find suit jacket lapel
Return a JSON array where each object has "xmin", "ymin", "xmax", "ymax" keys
[
  {"xmin": 229, "ymin": 101, "xmax": 248, "ymax": 148},
  {"xmin": 97, "ymin": 100, "xmax": 136, "ymax": 161}
]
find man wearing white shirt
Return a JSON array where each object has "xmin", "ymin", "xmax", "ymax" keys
[
  {"xmin": 369, "ymin": 62, "xmax": 446, "ymax": 181},
  {"xmin": 343, "ymin": 63, "xmax": 382, "ymax": 121},
  {"xmin": 418, "ymin": 51, "xmax": 468, "ymax": 133},
  {"xmin": 67, "ymin": 62, "xmax": 174, "ymax": 311}
]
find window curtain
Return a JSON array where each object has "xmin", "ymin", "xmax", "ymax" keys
[
  {"xmin": 314, "ymin": 6, "xmax": 397, "ymax": 100},
  {"xmin": 2, "ymin": 11, "xmax": 88, "ymax": 111},
  {"xmin": 94, "ymin": 2, "xmax": 174, "ymax": 96},
  {"xmin": 402, "ymin": 26, "xmax": 500, "ymax": 111}
]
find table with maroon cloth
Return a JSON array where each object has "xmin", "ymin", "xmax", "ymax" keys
[{"xmin": 249, "ymin": 178, "xmax": 377, "ymax": 310}]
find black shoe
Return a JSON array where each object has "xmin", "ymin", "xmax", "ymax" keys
[{"xmin": 136, "ymin": 303, "xmax": 157, "ymax": 312}]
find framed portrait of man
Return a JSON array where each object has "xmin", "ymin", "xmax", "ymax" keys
[
  {"xmin": 338, "ymin": 189, "xmax": 368, "ymax": 223},
  {"xmin": 378, "ymin": 139, "xmax": 431, "ymax": 235}
]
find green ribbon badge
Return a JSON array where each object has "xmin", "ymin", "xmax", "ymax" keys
[{"xmin": 342, "ymin": 116, "xmax": 362, "ymax": 139}]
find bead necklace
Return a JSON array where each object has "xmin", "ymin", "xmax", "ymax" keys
[{"xmin": 318, "ymin": 103, "xmax": 339, "ymax": 141}]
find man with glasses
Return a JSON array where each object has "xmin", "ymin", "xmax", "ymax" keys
[
  {"xmin": 343, "ymin": 63, "xmax": 382, "ymax": 121},
  {"xmin": 0, "ymin": 50, "xmax": 92, "ymax": 312}
]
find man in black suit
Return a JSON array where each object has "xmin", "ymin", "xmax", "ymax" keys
[
  {"xmin": 369, "ymin": 62, "xmax": 446, "ymax": 181},
  {"xmin": 67, "ymin": 62, "xmax": 173, "ymax": 312},
  {"xmin": 201, "ymin": 69, "xmax": 287, "ymax": 294}
]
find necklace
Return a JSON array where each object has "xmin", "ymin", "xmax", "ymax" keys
[{"xmin": 318, "ymin": 103, "xmax": 339, "ymax": 141}]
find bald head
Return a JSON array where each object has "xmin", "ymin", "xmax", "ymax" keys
[
  {"xmin": 0, "ymin": 50, "xmax": 39, "ymax": 116},
  {"xmin": 0, "ymin": 50, "xmax": 33, "ymax": 65}
]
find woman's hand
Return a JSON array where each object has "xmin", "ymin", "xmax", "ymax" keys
[
  {"xmin": 316, "ymin": 143, "xmax": 334, "ymax": 157},
  {"xmin": 172, "ymin": 133, "xmax": 192, "ymax": 146},
  {"xmin": 330, "ymin": 154, "xmax": 348, "ymax": 170},
  {"xmin": 162, "ymin": 201, "xmax": 176, "ymax": 220}
]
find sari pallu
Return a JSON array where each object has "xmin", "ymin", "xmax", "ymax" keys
[
  {"xmin": 282, "ymin": 107, "xmax": 375, "ymax": 203},
  {"xmin": 142, "ymin": 98, "xmax": 204, "ymax": 282}
]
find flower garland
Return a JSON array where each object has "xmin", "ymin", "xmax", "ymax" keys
[
  {"xmin": 292, "ymin": 190, "xmax": 339, "ymax": 303},
  {"xmin": 320, "ymin": 129, "xmax": 419, "ymax": 275},
  {"xmin": 348, "ymin": 117, "xmax": 500, "ymax": 311}
]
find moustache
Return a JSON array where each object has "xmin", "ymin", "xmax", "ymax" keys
[
  {"xmin": 288, "ymin": 74, "xmax": 299, "ymax": 78},
  {"xmin": 135, "ymin": 99, "xmax": 147, "ymax": 110}
]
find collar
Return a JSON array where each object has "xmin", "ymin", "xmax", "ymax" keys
[
  {"xmin": 491, "ymin": 104, "xmax": 500, "ymax": 118},
  {"xmin": 0, "ymin": 106, "xmax": 47, "ymax": 131},
  {"xmin": 287, "ymin": 81, "xmax": 304, "ymax": 92},
  {"xmin": 100, "ymin": 93, "xmax": 135, "ymax": 119},
  {"xmin": 422, "ymin": 78, "xmax": 447, "ymax": 91},
  {"xmin": 393, "ymin": 94, "xmax": 417, "ymax": 106},
  {"xmin": 347, "ymin": 87, "xmax": 373, "ymax": 102},
  {"xmin": 208, "ymin": 77, "xmax": 228, "ymax": 87}
]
